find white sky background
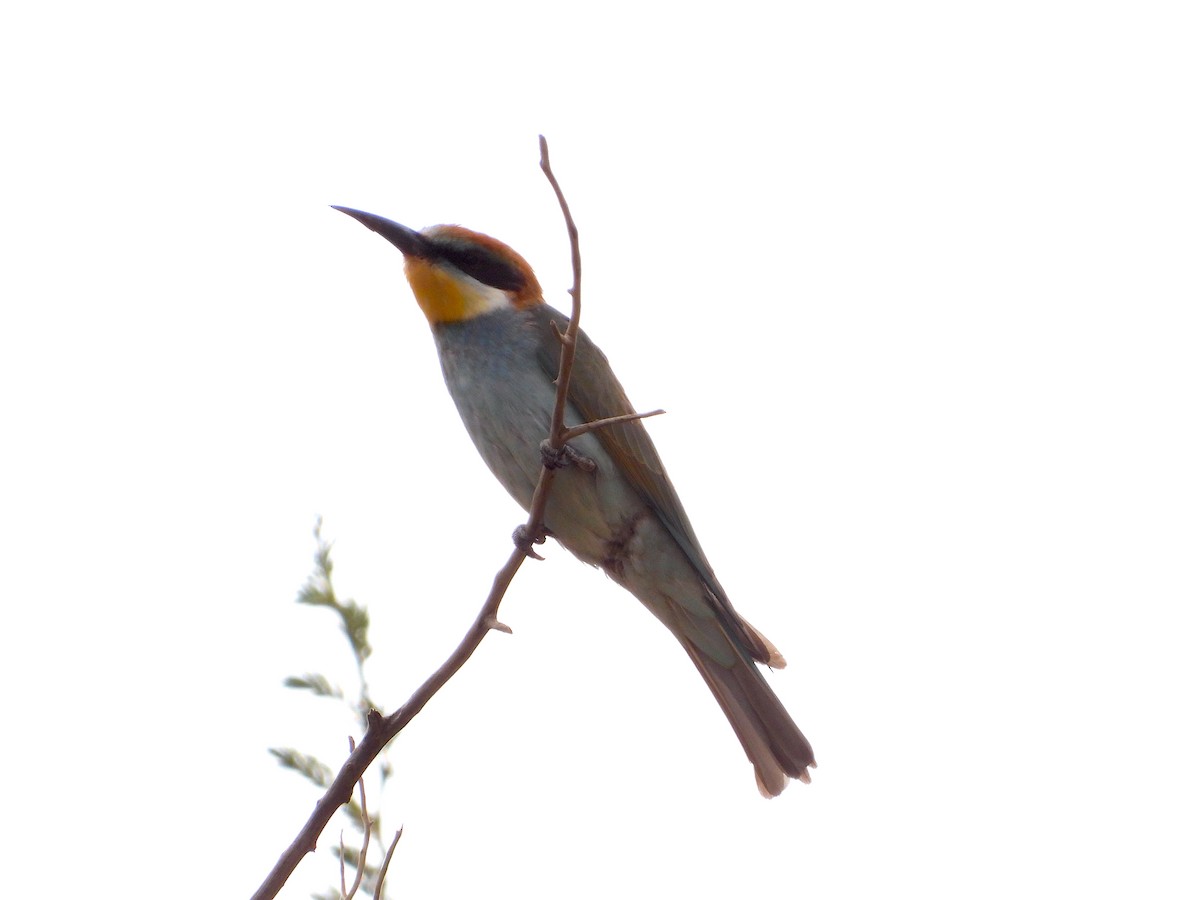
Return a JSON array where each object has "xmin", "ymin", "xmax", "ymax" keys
[{"xmin": 1, "ymin": 2, "xmax": 1197, "ymax": 897}]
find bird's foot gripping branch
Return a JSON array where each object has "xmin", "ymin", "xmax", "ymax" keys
[{"xmin": 539, "ymin": 439, "xmax": 597, "ymax": 472}]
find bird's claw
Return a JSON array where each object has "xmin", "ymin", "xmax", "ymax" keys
[
  {"xmin": 540, "ymin": 439, "xmax": 597, "ymax": 473},
  {"xmin": 513, "ymin": 523, "xmax": 547, "ymax": 560}
]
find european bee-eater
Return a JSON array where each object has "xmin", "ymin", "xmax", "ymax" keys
[{"xmin": 334, "ymin": 206, "xmax": 815, "ymax": 795}]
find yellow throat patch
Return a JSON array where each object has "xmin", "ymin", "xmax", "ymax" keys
[{"xmin": 402, "ymin": 257, "xmax": 499, "ymax": 324}]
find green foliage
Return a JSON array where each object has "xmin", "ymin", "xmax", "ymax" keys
[
  {"xmin": 268, "ymin": 748, "xmax": 333, "ymax": 789},
  {"xmin": 284, "ymin": 674, "xmax": 344, "ymax": 699},
  {"xmin": 271, "ymin": 518, "xmax": 397, "ymax": 900},
  {"xmin": 295, "ymin": 520, "xmax": 374, "ymax": 680}
]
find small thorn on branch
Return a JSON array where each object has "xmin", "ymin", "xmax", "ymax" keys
[{"xmin": 483, "ymin": 616, "xmax": 513, "ymax": 635}]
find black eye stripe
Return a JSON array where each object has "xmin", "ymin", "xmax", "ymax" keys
[{"xmin": 436, "ymin": 243, "xmax": 526, "ymax": 292}]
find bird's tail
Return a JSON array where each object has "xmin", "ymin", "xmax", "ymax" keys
[{"xmin": 680, "ymin": 639, "xmax": 816, "ymax": 797}]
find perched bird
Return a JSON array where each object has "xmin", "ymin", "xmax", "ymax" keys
[{"xmin": 334, "ymin": 206, "xmax": 816, "ymax": 795}]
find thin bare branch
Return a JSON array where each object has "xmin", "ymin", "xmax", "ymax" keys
[
  {"xmin": 538, "ymin": 133, "xmax": 583, "ymax": 455},
  {"xmin": 373, "ymin": 829, "xmax": 404, "ymax": 900},
  {"xmin": 561, "ymin": 408, "xmax": 666, "ymax": 442},
  {"xmin": 338, "ymin": 831, "xmax": 347, "ymax": 899},
  {"xmin": 344, "ymin": 737, "xmax": 371, "ymax": 900}
]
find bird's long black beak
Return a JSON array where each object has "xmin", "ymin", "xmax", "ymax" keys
[{"xmin": 332, "ymin": 206, "xmax": 431, "ymax": 258}]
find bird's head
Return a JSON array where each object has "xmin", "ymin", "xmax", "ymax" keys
[{"xmin": 333, "ymin": 206, "xmax": 543, "ymax": 324}]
